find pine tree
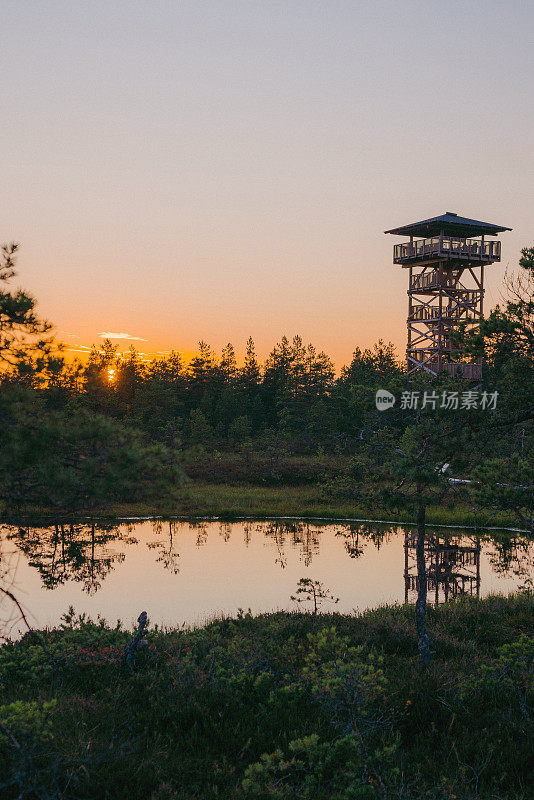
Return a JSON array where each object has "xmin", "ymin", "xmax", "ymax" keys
[
  {"xmin": 189, "ymin": 340, "xmax": 218, "ymax": 398},
  {"xmin": 220, "ymin": 342, "xmax": 237, "ymax": 383},
  {"xmin": 241, "ymin": 337, "xmax": 261, "ymax": 390},
  {"xmin": 0, "ymin": 243, "xmax": 58, "ymax": 382}
]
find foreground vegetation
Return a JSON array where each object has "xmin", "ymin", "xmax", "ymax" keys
[{"xmin": 0, "ymin": 594, "xmax": 532, "ymax": 799}]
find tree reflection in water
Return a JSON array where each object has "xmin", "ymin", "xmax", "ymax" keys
[
  {"xmin": 262, "ymin": 521, "xmax": 323, "ymax": 568},
  {"xmin": 335, "ymin": 523, "xmax": 395, "ymax": 559},
  {"xmin": 243, "ymin": 524, "xmax": 253, "ymax": 546},
  {"xmin": 219, "ymin": 523, "xmax": 231, "ymax": 542},
  {"xmin": 146, "ymin": 520, "xmax": 181, "ymax": 575},
  {"xmin": 486, "ymin": 534, "xmax": 534, "ymax": 590},
  {"xmin": 262, "ymin": 522, "xmax": 288, "ymax": 568},
  {"xmin": 189, "ymin": 522, "xmax": 208, "ymax": 547},
  {"xmin": 0, "ymin": 521, "xmax": 532, "ymax": 610},
  {"xmin": 0, "ymin": 537, "xmax": 25, "ymax": 638},
  {"xmin": 4, "ymin": 522, "xmax": 137, "ymax": 594}
]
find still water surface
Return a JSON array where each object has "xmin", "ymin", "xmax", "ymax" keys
[{"xmin": 1, "ymin": 519, "xmax": 532, "ymax": 635}]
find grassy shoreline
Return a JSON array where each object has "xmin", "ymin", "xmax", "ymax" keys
[
  {"xmin": 1, "ymin": 594, "xmax": 532, "ymax": 799},
  {"xmin": 1, "ymin": 482, "xmax": 523, "ymax": 530}
]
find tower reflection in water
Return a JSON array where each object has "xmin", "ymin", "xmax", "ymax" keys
[{"xmin": 404, "ymin": 531, "xmax": 481, "ymax": 606}]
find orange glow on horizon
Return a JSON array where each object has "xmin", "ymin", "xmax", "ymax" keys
[{"xmin": 2, "ymin": 3, "xmax": 529, "ymax": 372}]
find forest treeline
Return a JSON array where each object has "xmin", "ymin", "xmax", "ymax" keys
[
  {"xmin": 0, "ymin": 242, "xmax": 532, "ymax": 519},
  {"xmin": 47, "ymin": 335, "xmax": 403, "ymax": 450}
]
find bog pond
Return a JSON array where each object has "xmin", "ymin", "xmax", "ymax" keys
[{"xmin": 1, "ymin": 519, "xmax": 532, "ymax": 635}]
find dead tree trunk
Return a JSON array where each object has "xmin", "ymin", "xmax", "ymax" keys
[
  {"xmin": 415, "ymin": 496, "xmax": 432, "ymax": 664},
  {"xmin": 120, "ymin": 611, "xmax": 149, "ymax": 676}
]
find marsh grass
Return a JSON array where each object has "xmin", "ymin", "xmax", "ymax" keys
[
  {"xmin": 121, "ymin": 481, "xmax": 519, "ymax": 528},
  {"xmin": 5, "ymin": 483, "xmax": 519, "ymax": 529}
]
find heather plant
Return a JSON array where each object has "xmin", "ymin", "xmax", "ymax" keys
[
  {"xmin": 459, "ymin": 632, "xmax": 533, "ymax": 722},
  {"xmin": 242, "ymin": 733, "xmax": 375, "ymax": 799},
  {"xmin": 301, "ymin": 627, "xmax": 387, "ymax": 727},
  {"xmin": 0, "ymin": 699, "xmax": 56, "ymax": 745}
]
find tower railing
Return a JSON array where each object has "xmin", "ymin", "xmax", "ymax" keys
[
  {"xmin": 407, "ymin": 350, "xmax": 482, "ymax": 379},
  {"xmin": 394, "ymin": 236, "xmax": 501, "ymax": 264},
  {"xmin": 409, "ymin": 271, "xmax": 458, "ymax": 291},
  {"xmin": 409, "ymin": 304, "xmax": 480, "ymax": 322},
  {"xmin": 441, "ymin": 362, "xmax": 482, "ymax": 379},
  {"xmin": 409, "ymin": 269, "xmax": 484, "ymax": 295}
]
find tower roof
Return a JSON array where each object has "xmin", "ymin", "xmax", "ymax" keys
[{"xmin": 385, "ymin": 212, "xmax": 512, "ymax": 238}]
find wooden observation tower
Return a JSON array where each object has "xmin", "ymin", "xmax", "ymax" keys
[{"xmin": 385, "ymin": 212, "xmax": 511, "ymax": 378}]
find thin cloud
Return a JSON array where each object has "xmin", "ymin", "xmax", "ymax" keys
[{"xmin": 98, "ymin": 331, "xmax": 148, "ymax": 342}]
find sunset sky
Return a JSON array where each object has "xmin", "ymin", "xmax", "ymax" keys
[{"xmin": 2, "ymin": 1, "xmax": 532, "ymax": 367}]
